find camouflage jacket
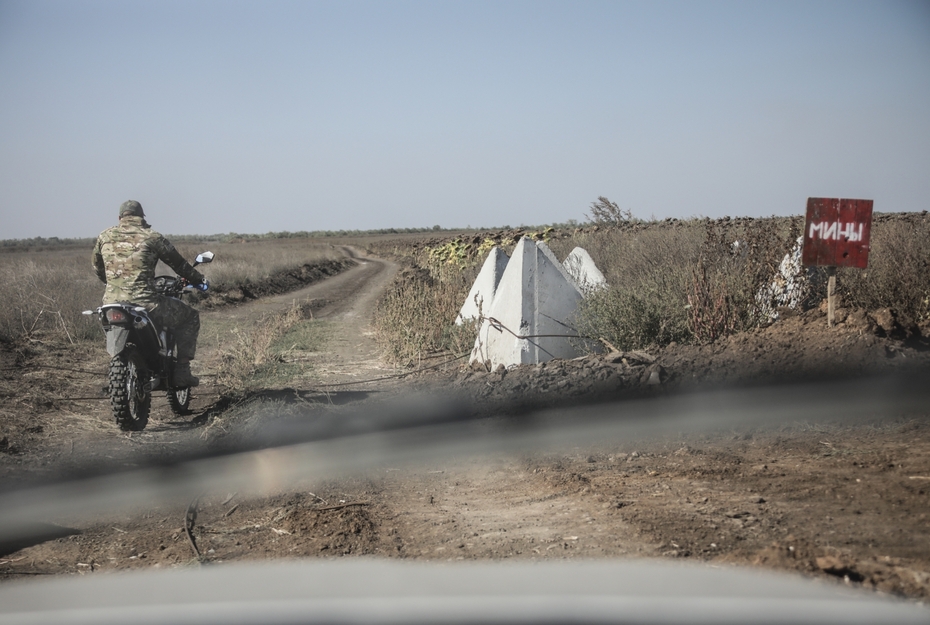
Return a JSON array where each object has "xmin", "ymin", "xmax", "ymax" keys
[{"xmin": 92, "ymin": 216, "xmax": 205, "ymax": 306}]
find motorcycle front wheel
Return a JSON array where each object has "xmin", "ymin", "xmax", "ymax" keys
[
  {"xmin": 167, "ymin": 385, "xmax": 191, "ymax": 416},
  {"xmin": 108, "ymin": 345, "xmax": 151, "ymax": 431},
  {"xmin": 166, "ymin": 343, "xmax": 191, "ymax": 416}
]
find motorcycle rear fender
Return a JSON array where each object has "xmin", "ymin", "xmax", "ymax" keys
[{"xmin": 105, "ymin": 326, "xmax": 131, "ymax": 357}]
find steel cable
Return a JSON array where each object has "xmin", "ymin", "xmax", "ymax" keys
[{"xmin": 482, "ymin": 315, "xmax": 583, "ymax": 340}]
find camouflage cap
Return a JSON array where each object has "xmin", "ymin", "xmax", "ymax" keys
[{"xmin": 119, "ymin": 200, "xmax": 145, "ymax": 218}]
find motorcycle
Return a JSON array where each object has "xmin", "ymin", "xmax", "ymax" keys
[{"xmin": 84, "ymin": 252, "xmax": 214, "ymax": 431}]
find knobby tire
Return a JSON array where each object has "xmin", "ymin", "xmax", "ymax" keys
[
  {"xmin": 167, "ymin": 385, "xmax": 191, "ymax": 416},
  {"xmin": 108, "ymin": 345, "xmax": 151, "ymax": 431},
  {"xmin": 165, "ymin": 339, "xmax": 191, "ymax": 416}
]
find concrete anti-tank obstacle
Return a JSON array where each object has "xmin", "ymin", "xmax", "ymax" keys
[
  {"xmin": 470, "ymin": 238, "xmax": 585, "ymax": 368},
  {"xmin": 456, "ymin": 246, "xmax": 510, "ymax": 325},
  {"xmin": 562, "ymin": 247, "xmax": 607, "ymax": 293}
]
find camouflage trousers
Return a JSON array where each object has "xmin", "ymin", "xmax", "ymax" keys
[{"xmin": 147, "ymin": 296, "xmax": 200, "ymax": 361}]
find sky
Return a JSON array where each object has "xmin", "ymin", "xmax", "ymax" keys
[{"xmin": 1, "ymin": 0, "xmax": 928, "ymax": 239}]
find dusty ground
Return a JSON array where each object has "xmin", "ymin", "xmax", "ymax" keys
[{"xmin": 1, "ymin": 245, "xmax": 929, "ymax": 602}]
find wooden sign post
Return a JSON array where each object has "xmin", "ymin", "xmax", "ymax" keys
[{"xmin": 801, "ymin": 198, "xmax": 873, "ymax": 327}]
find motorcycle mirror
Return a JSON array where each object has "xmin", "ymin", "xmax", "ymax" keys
[{"xmin": 195, "ymin": 251, "xmax": 215, "ymax": 265}]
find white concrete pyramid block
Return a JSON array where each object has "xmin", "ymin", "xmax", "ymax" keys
[
  {"xmin": 470, "ymin": 238, "xmax": 585, "ymax": 367},
  {"xmin": 563, "ymin": 247, "xmax": 607, "ymax": 293},
  {"xmin": 456, "ymin": 247, "xmax": 510, "ymax": 325}
]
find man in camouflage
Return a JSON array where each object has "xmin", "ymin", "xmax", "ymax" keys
[{"xmin": 92, "ymin": 200, "xmax": 206, "ymax": 387}]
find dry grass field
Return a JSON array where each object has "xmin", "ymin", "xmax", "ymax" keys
[
  {"xmin": 0, "ymin": 237, "xmax": 348, "ymax": 346},
  {"xmin": 2, "ymin": 214, "xmax": 930, "ymax": 601}
]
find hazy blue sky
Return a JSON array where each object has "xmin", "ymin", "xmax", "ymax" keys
[{"xmin": 1, "ymin": 1, "xmax": 928, "ymax": 239}]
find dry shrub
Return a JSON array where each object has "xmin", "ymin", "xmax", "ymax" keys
[
  {"xmin": 0, "ymin": 252, "xmax": 101, "ymax": 344},
  {"xmin": 687, "ymin": 263, "xmax": 739, "ymax": 344},
  {"xmin": 556, "ymin": 225, "xmax": 702, "ymax": 350},
  {"xmin": 373, "ymin": 260, "xmax": 478, "ymax": 367},
  {"xmin": 214, "ymin": 305, "xmax": 306, "ymax": 391},
  {"xmin": 552, "ymin": 217, "xmax": 798, "ymax": 350},
  {"xmin": 585, "ymin": 196, "xmax": 634, "ymax": 226},
  {"xmin": 838, "ymin": 215, "xmax": 930, "ymax": 322},
  {"xmin": 687, "ymin": 218, "xmax": 799, "ymax": 343}
]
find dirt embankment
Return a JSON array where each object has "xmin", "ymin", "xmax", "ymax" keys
[
  {"xmin": 203, "ymin": 257, "xmax": 357, "ymax": 307},
  {"xmin": 439, "ymin": 304, "xmax": 930, "ymax": 414}
]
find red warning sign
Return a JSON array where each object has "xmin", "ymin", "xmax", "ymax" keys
[{"xmin": 801, "ymin": 198, "xmax": 873, "ymax": 269}]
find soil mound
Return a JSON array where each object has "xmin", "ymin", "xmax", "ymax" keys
[
  {"xmin": 441, "ymin": 305, "xmax": 929, "ymax": 413},
  {"xmin": 205, "ymin": 258, "xmax": 357, "ymax": 306}
]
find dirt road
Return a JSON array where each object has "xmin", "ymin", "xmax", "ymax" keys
[
  {"xmin": 199, "ymin": 245, "xmax": 399, "ymax": 387},
  {"xmin": 0, "ymin": 246, "xmax": 397, "ymax": 477},
  {"xmin": 1, "ymin": 247, "xmax": 929, "ymax": 601}
]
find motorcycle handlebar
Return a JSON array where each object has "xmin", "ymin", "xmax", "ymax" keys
[{"xmin": 153, "ymin": 252, "xmax": 214, "ymax": 296}]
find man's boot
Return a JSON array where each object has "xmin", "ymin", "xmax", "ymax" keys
[{"xmin": 173, "ymin": 360, "xmax": 200, "ymax": 387}]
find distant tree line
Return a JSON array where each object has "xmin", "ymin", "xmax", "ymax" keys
[
  {"xmin": 2, "ymin": 222, "xmax": 588, "ymax": 249},
  {"xmin": 0, "ymin": 236, "xmax": 96, "ymax": 251}
]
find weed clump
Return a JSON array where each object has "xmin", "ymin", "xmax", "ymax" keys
[
  {"xmin": 0, "ymin": 253, "xmax": 101, "ymax": 344},
  {"xmin": 557, "ymin": 224, "xmax": 698, "ymax": 350},
  {"xmin": 585, "ymin": 196, "xmax": 635, "ymax": 227},
  {"xmin": 550, "ymin": 216, "xmax": 800, "ymax": 350},
  {"xmin": 214, "ymin": 303, "xmax": 327, "ymax": 391},
  {"xmin": 373, "ymin": 262, "xmax": 478, "ymax": 367},
  {"xmin": 686, "ymin": 217, "xmax": 801, "ymax": 343},
  {"xmin": 837, "ymin": 214, "xmax": 930, "ymax": 323}
]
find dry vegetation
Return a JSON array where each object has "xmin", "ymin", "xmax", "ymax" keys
[
  {"xmin": 3, "ymin": 211, "xmax": 927, "ymax": 373},
  {"xmin": 373, "ymin": 262, "xmax": 479, "ymax": 366},
  {"xmin": 172, "ymin": 238, "xmax": 344, "ymax": 292},
  {"xmin": 213, "ymin": 301, "xmax": 329, "ymax": 392},
  {"xmin": 836, "ymin": 217, "xmax": 930, "ymax": 321},
  {"xmin": 371, "ymin": 211, "xmax": 930, "ymax": 365},
  {"xmin": 0, "ymin": 238, "xmax": 345, "ymax": 346},
  {"xmin": 0, "ymin": 247, "xmax": 102, "ymax": 344},
  {"xmin": 550, "ymin": 217, "xmax": 801, "ymax": 349}
]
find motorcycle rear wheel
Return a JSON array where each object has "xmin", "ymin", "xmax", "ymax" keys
[{"xmin": 108, "ymin": 345, "xmax": 151, "ymax": 431}]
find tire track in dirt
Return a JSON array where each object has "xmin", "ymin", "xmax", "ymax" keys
[{"xmin": 371, "ymin": 457, "xmax": 657, "ymax": 561}]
